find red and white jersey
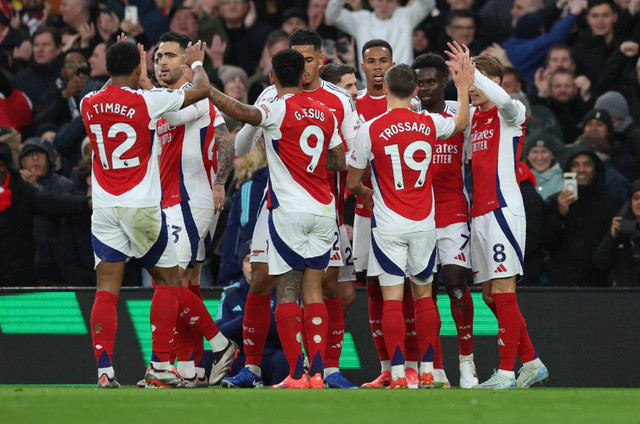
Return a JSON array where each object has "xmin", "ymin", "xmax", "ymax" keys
[
  {"xmin": 349, "ymin": 108, "xmax": 455, "ymax": 234},
  {"xmin": 419, "ymin": 101, "xmax": 469, "ymax": 228},
  {"xmin": 257, "ymin": 92, "xmax": 343, "ymax": 217},
  {"xmin": 467, "ymin": 103, "xmax": 526, "ymax": 218},
  {"xmin": 305, "ymin": 80, "xmax": 360, "ymax": 225},
  {"xmin": 354, "ymin": 89, "xmax": 387, "ymax": 218},
  {"xmin": 81, "ymin": 86, "xmax": 185, "ymax": 208},
  {"xmin": 158, "ymin": 83, "xmax": 225, "ymax": 209}
]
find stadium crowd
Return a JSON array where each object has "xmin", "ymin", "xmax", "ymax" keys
[{"xmin": 0, "ymin": 0, "xmax": 640, "ymax": 390}]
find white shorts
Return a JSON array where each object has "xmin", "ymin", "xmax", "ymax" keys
[
  {"xmin": 91, "ymin": 206, "xmax": 177, "ymax": 269},
  {"xmin": 435, "ymin": 221, "xmax": 471, "ymax": 268},
  {"xmin": 368, "ymin": 228, "xmax": 437, "ymax": 287},
  {"xmin": 200, "ymin": 209, "xmax": 221, "ymax": 261},
  {"xmin": 328, "ymin": 224, "xmax": 357, "ymax": 282},
  {"xmin": 267, "ymin": 208, "xmax": 334, "ymax": 275},
  {"xmin": 164, "ymin": 203, "xmax": 217, "ymax": 268},
  {"xmin": 470, "ymin": 207, "xmax": 525, "ymax": 284},
  {"xmin": 250, "ymin": 200, "xmax": 269, "ymax": 264},
  {"xmin": 352, "ymin": 214, "xmax": 371, "ymax": 272}
]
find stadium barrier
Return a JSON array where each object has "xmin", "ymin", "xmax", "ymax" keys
[{"xmin": 1, "ymin": 287, "xmax": 638, "ymax": 387}]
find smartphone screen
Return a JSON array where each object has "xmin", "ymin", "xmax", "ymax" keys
[
  {"xmin": 124, "ymin": 5, "xmax": 138, "ymax": 24},
  {"xmin": 563, "ymin": 172, "xmax": 578, "ymax": 199}
]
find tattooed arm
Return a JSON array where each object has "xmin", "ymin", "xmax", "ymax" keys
[
  {"xmin": 275, "ymin": 270, "xmax": 303, "ymax": 304},
  {"xmin": 213, "ymin": 123, "xmax": 235, "ymax": 213},
  {"xmin": 208, "ymin": 86, "xmax": 263, "ymax": 126},
  {"xmin": 325, "ymin": 144, "xmax": 346, "ymax": 171}
]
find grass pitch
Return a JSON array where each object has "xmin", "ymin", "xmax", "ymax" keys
[{"xmin": 2, "ymin": 386, "xmax": 639, "ymax": 424}]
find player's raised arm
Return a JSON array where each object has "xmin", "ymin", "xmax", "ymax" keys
[
  {"xmin": 208, "ymin": 85, "xmax": 263, "ymax": 126},
  {"xmin": 326, "ymin": 116, "xmax": 346, "ymax": 171},
  {"xmin": 445, "ymin": 41, "xmax": 475, "ymax": 135},
  {"xmin": 212, "ymin": 122, "xmax": 235, "ymax": 213},
  {"xmin": 181, "ymin": 41, "xmax": 210, "ymax": 108}
]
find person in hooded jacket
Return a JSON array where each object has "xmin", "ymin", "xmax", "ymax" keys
[{"xmin": 543, "ymin": 144, "xmax": 621, "ymax": 286}]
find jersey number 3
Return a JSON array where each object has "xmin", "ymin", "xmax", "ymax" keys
[
  {"xmin": 90, "ymin": 123, "xmax": 141, "ymax": 170},
  {"xmin": 383, "ymin": 141, "xmax": 431, "ymax": 190}
]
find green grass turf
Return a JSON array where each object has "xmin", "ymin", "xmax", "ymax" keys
[{"xmin": 2, "ymin": 386, "xmax": 639, "ymax": 424}]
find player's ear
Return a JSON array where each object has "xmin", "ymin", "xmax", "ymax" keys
[
  {"xmin": 383, "ymin": 83, "xmax": 388, "ymax": 96},
  {"xmin": 268, "ymin": 72, "xmax": 275, "ymax": 85},
  {"xmin": 301, "ymin": 72, "xmax": 310, "ymax": 86},
  {"xmin": 412, "ymin": 86, "xmax": 418, "ymax": 98}
]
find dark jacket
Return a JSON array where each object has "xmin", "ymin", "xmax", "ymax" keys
[
  {"xmin": 543, "ymin": 145, "xmax": 621, "ymax": 286},
  {"xmin": 518, "ymin": 163, "xmax": 546, "ymax": 285},
  {"xmin": 0, "ymin": 167, "xmax": 90, "ymax": 286},
  {"xmin": 533, "ymin": 95, "xmax": 593, "ymax": 144},
  {"xmin": 571, "ymin": 31, "xmax": 620, "ymax": 96}
]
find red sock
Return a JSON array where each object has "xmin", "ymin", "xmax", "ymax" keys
[
  {"xmin": 150, "ymin": 285, "xmax": 181, "ymax": 362},
  {"xmin": 275, "ymin": 302, "xmax": 304, "ymax": 378},
  {"xmin": 486, "ymin": 299, "xmax": 498, "ymax": 317},
  {"xmin": 174, "ymin": 308, "xmax": 194, "ymax": 362},
  {"xmin": 193, "ymin": 330, "xmax": 204, "ymax": 367},
  {"xmin": 304, "ymin": 302, "xmax": 328, "ymax": 375},
  {"xmin": 300, "ymin": 306, "xmax": 310, "ymax": 359},
  {"xmin": 243, "ymin": 293, "xmax": 272, "ymax": 367},
  {"xmin": 91, "ymin": 291, "xmax": 118, "ymax": 368},
  {"xmin": 324, "ymin": 297, "xmax": 344, "ymax": 369},
  {"xmin": 414, "ymin": 297, "xmax": 438, "ymax": 365},
  {"xmin": 179, "ymin": 286, "xmax": 219, "ymax": 341},
  {"xmin": 451, "ymin": 287, "xmax": 474, "ymax": 356},
  {"xmin": 518, "ymin": 315, "xmax": 537, "ymax": 363},
  {"xmin": 382, "ymin": 300, "xmax": 405, "ymax": 366},
  {"xmin": 367, "ymin": 284, "xmax": 388, "ymax": 361},
  {"xmin": 188, "ymin": 282, "xmax": 202, "ymax": 299},
  {"xmin": 433, "ymin": 297, "xmax": 443, "ymax": 369},
  {"xmin": 403, "ymin": 293, "xmax": 418, "ymax": 362},
  {"xmin": 493, "ymin": 293, "xmax": 522, "ymax": 371}
]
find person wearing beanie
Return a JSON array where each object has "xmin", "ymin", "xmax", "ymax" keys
[
  {"xmin": 543, "ymin": 144, "xmax": 621, "ymax": 286},
  {"xmin": 218, "ymin": 65, "xmax": 249, "ymax": 103},
  {"xmin": 502, "ymin": 0, "xmax": 585, "ymax": 83},
  {"xmin": 581, "ymin": 108, "xmax": 640, "ymax": 183},
  {"xmin": 0, "ymin": 141, "xmax": 92, "ymax": 286},
  {"xmin": 522, "ymin": 130, "xmax": 565, "ymax": 199},
  {"xmin": 215, "ymin": 241, "xmax": 289, "ymax": 387},
  {"xmin": 594, "ymin": 91, "xmax": 640, "ymax": 163},
  {"xmin": 593, "ymin": 180, "xmax": 640, "ymax": 286}
]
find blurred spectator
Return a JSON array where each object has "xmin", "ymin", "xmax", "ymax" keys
[
  {"xmin": 218, "ymin": 64, "xmax": 248, "ymax": 103},
  {"xmin": 326, "ymin": 0, "xmax": 433, "ymax": 79},
  {"xmin": 0, "ymin": 141, "xmax": 90, "ymax": 286},
  {"xmin": 593, "ymin": 180, "xmax": 640, "ymax": 287},
  {"xmin": 219, "ymin": 0, "xmax": 272, "ymax": 75},
  {"xmin": 181, "ymin": 0, "xmax": 229, "ymax": 50},
  {"xmin": 503, "ymin": 0, "xmax": 585, "ymax": 82},
  {"xmin": 532, "ymin": 44, "xmax": 577, "ymax": 98},
  {"xmin": 593, "ymin": 90, "xmax": 640, "ymax": 162},
  {"xmin": 517, "ymin": 161, "xmax": 546, "ymax": 285},
  {"xmin": 571, "ymin": 0, "xmax": 621, "ymax": 94},
  {"xmin": 0, "ymin": 0, "xmax": 26, "ymax": 71},
  {"xmin": 13, "ymin": 26, "xmax": 66, "ymax": 136},
  {"xmin": 543, "ymin": 144, "xmax": 621, "ymax": 286},
  {"xmin": 477, "ymin": 0, "xmax": 544, "ymax": 47},
  {"xmin": 307, "ymin": 0, "xmax": 337, "ymax": 41},
  {"xmin": 0, "ymin": 71, "xmax": 34, "ymax": 134},
  {"xmin": 532, "ymin": 67, "xmax": 593, "ymax": 143},
  {"xmin": 280, "ymin": 7, "xmax": 308, "ymax": 35},
  {"xmin": 246, "ymin": 29, "xmax": 288, "ymax": 104},
  {"xmin": 59, "ymin": 0, "xmax": 101, "ymax": 50},
  {"xmin": 440, "ymin": 9, "xmax": 481, "ymax": 55},
  {"xmin": 57, "ymin": 48, "xmax": 90, "ymax": 120},
  {"xmin": 501, "ymin": 66, "xmax": 525, "ymax": 94},
  {"xmin": 19, "ymin": 137, "xmax": 75, "ymax": 284},
  {"xmin": 580, "ymin": 108, "xmax": 640, "ymax": 183},
  {"xmin": 412, "ymin": 26, "xmax": 430, "ymax": 57},
  {"xmin": 522, "ymin": 130, "xmax": 565, "ymax": 200},
  {"xmin": 19, "ymin": 0, "xmax": 63, "ymax": 38},
  {"xmin": 216, "ymin": 241, "xmax": 288, "ymax": 385}
]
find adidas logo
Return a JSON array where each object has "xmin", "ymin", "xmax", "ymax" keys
[
  {"xmin": 373, "ymin": 330, "xmax": 384, "ymax": 337},
  {"xmin": 497, "ymin": 338, "xmax": 505, "ymax": 346},
  {"xmin": 233, "ymin": 305, "xmax": 243, "ymax": 312},
  {"xmin": 460, "ymin": 334, "xmax": 472, "ymax": 340},
  {"xmin": 454, "ymin": 252, "xmax": 466, "ymax": 262},
  {"xmin": 494, "ymin": 264, "xmax": 507, "ymax": 273},
  {"xmin": 472, "ymin": 271, "xmax": 479, "ymax": 279},
  {"xmin": 189, "ymin": 316, "xmax": 200, "ymax": 325},
  {"xmin": 330, "ymin": 252, "xmax": 341, "ymax": 261},
  {"xmin": 244, "ymin": 339, "xmax": 255, "ymax": 346}
]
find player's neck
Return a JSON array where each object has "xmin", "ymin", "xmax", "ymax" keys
[
  {"xmin": 387, "ymin": 96, "xmax": 411, "ymax": 110},
  {"xmin": 367, "ymin": 84, "xmax": 385, "ymax": 97},
  {"xmin": 423, "ymin": 99, "xmax": 445, "ymax": 114},
  {"xmin": 167, "ymin": 77, "xmax": 189, "ymax": 90},
  {"xmin": 111, "ymin": 76, "xmax": 138, "ymax": 89},
  {"xmin": 304, "ymin": 78, "xmax": 321, "ymax": 91},
  {"xmin": 276, "ymin": 86, "xmax": 302, "ymax": 97},
  {"xmin": 479, "ymin": 100, "xmax": 496, "ymax": 112}
]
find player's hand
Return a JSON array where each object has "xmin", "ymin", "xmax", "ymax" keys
[
  {"xmin": 206, "ymin": 35, "xmax": 226, "ymax": 69},
  {"xmin": 213, "ymin": 184, "xmax": 225, "ymax": 214},
  {"xmin": 611, "ymin": 216, "xmax": 622, "ymax": 238},
  {"xmin": 185, "ymin": 40, "xmax": 206, "ymax": 67},
  {"xmin": 181, "ymin": 64, "xmax": 194, "ymax": 83},
  {"xmin": 362, "ymin": 187, "xmax": 374, "ymax": 211},
  {"xmin": 116, "ymin": 32, "xmax": 128, "ymax": 43},
  {"xmin": 557, "ymin": 189, "xmax": 577, "ymax": 216},
  {"xmin": 138, "ymin": 44, "xmax": 154, "ymax": 90}
]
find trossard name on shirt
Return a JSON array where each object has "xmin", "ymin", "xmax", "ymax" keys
[
  {"xmin": 379, "ymin": 121, "xmax": 432, "ymax": 141},
  {"xmin": 85, "ymin": 102, "xmax": 136, "ymax": 121}
]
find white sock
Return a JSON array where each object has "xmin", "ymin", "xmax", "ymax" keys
[
  {"xmin": 497, "ymin": 369, "xmax": 515, "ymax": 379},
  {"xmin": 208, "ymin": 332, "xmax": 228, "ymax": 352},
  {"xmin": 324, "ymin": 367, "xmax": 339, "ymax": 378},
  {"xmin": 151, "ymin": 361, "xmax": 172, "ymax": 371},
  {"xmin": 246, "ymin": 364, "xmax": 262, "ymax": 376},
  {"xmin": 405, "ymin": 361, "xmax": 418, "ymax": 372},
  {"xmin": 381, "ymin": 360, "xmax": 391, "ymax": 372},
  {"xmin": 460, "ymin": 353, "xmax": 474, "ymax": 362},
  {"xmin": 390, "ymin": 364, "xmax": 405, "ymax": 381},
  {"xmin": 523, "ymin": 358, "xmax": 542, "ymax": 368},
  {"xmin": 177, "ymin": 361, "xmax": 196, "ymax": 379},
  {"xmin": 419, "ymin": 361, "xmax": 434, "ymax": 375},
  {"xmin": 98, "ymin": 366, "xmax": 114, "ymax": 379},
  {"xmin": 195, "ymin": 367, "xmax": 206, "ymax": 378}
]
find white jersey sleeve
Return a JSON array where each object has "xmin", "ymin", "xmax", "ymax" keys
[
  {"xmin": 141, "ymin": 88, "xmax": 186, "ymax": 121},
  {"xmin": 162, "ymin": 97, "xmax": 208, "ymax": 126},
  {"xmin": 235, "ymin": 124, "xmax": 261, "ymax": 155},
  {"xmin": 328, "ymin": 115, "xmax": 342, "ymax": 150},
  {"xmin": 472, "ymin": 70, "xmax": 525, "ymax": 125},
  {"xmin": 349, "ymin": 121, "xmax": 373, "ymax": 169},
  {"xmin": 430, "ymin": 113, "xmax": 456, "ymax": 140}
]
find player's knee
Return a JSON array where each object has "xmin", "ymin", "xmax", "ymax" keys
[
  {"xmin": 482, "ymin": 292, "xmax": 494, "ymax": 307},
  {"xmin": 250, "ymin": 267, "xmax": 275, "ymax": 296},
  {"xmin": 341, "ymin": 290, "xmax": 356, "ymax": 313}
]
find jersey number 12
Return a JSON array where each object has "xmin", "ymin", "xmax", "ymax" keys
[{"xmin": 90, "ymin": 123, "xmax": 141, "ymax": 170}]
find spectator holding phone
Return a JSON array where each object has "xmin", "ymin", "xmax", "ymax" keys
[
  {"xmin": 593, "ymin": 180, "xmax": 640, "ymax": 286},
  {"xmin": 543, "ymin": 144, "xmax": 621, "ymax": 286}
]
